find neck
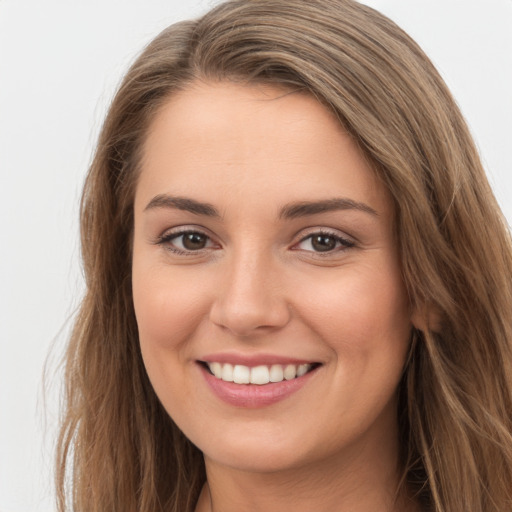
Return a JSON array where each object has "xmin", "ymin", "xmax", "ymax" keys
[{"xmin": 195, "ymin": 434, "xmax": 419, "ymax": 512}]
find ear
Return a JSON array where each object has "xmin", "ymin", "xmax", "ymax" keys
[{"xmin": 411, "ymin": 303, "xmax": 442, "ymax": 333}]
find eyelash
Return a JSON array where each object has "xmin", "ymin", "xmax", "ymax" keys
[
  {"xmin": 294, "ymin": 230, "xmax": 355, "ymax": 255},
  {"xmin": 155, "ymin": 228, "xmax": 355, "ymax": 256},
  {"xmin": 155, "ymin": 229, "xmax": 217, "ymax": 256}
]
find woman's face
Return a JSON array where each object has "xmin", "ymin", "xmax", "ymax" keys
[{"xmin": 132, "ymin": 82, "xmax": 414, "ymax": 475}]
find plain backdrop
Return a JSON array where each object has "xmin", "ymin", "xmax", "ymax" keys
[{"xmin": 1, "ymin": 1, "xmax": 511, "ymax": 511}]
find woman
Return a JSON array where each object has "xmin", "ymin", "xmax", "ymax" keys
[{"xmin": 55, "ymin": 0, "xmax": 512, "ymax": 511}]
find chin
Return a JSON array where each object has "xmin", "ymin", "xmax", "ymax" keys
[
  {"xmin": 190, "ymin": 420, "xmax": 332, "ymax": 475},
  {"xmin": 203, "ymin": 442, "xmax": 312, "ymax": 474}
]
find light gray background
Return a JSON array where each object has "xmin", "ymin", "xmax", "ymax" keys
[{"xmin": 1, "ymin": 1, "xmax": 511, "ymax": 511}]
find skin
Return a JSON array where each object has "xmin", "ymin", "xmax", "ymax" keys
[{"xmin": 132, "ymin": 81, "xmax": 420, "ymax": 512}]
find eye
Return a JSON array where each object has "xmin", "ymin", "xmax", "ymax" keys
[
  {"xmin": 295, "ymin": 231, "xmax": 354, "ymax": 253},
  {"xmin": 157, "ymin": 229, "xmax": 217, "ymax": 254}
]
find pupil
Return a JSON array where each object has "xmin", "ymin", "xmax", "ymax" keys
[
  {"xmin": 183, "ymin": 233, "xmax": 206, "ymax": 250},
  {"xmin": 312, "ymin": 235, "xmax": 336, "ymax": 252}
]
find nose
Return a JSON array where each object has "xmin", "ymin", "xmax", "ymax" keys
[{"xmin": 209, "ymin": 250, "xmax": 291, "ymax": 337}]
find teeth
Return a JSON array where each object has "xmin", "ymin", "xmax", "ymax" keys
[
  {"xmin": 221, "ymin": 363, "xmax": 234, "ymax": 382},
  {"xmin": 250, "ymin": 365, "xmax": 270, "ymax": 385},
  {"xmin": 210, "ymin": 362, "xmax": 222, "ymax": 379},
  {"xmin": 284, "ymin": 364, "xmax": 297, "ymax": 380},
  {"xmin": 297, "ymin": 364, "xmax": 309, "ymax": 377},
  {"xmin": 269, "ymin": 364, "xmax": 284, "ymax": 382},
  {"xmin": 233, "ymin": 365, "xmax": 250, "ymax": 384},
  {"xmin": 206, "ymin": 362, "xmax": 314, "ymax": 385}
]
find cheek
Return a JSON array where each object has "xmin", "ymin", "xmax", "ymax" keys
[
  {"xmin": 294, "ymin": 259, "xmax": 412, "ymax": 364},
  {"xmin": 131, "ymin": 259, "xmax": 214, "ymax": 408},
  {"xmin": 292, "ymin": 262, "xmax": 411, "ymax": 435},
  {"xmin": 132, "ymin": 263, "xmax": 212, "ymax": 421},
  {"xmin": 132, "ymin": 263, "xmax": 210, "ymax": 349}
]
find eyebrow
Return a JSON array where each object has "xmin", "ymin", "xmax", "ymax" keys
[
  {"xmin": 144, "ymin": 194, "xmax": 378, "ymax": 219},
  {"xmin": 144, "ymin": 195, "xmax": 220, "ymax": 217},
  {"xmin": 279, "ymin": 198, "xmax": 378, "ymax": 219}
]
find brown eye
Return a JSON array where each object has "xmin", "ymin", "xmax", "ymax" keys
[
  {"xmin": 182, "ymin": 232, "xmax": 208, "ymax": 250},
  {"xmin": 311, "ymin": 234, "xmax": 337, "ymax": 252},
  {"xmin": 295, "ymin": 231, "xmax": 354, "ymax": 253},
  {"xmin": 157, "ymin": 230, "xmax": 216, "ymax": 253}
]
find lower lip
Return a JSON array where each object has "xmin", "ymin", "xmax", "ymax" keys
[{"xmin": 199, "ymin": 364, "xmax": 319, "ymax": 408}]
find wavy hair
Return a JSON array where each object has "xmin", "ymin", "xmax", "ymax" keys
[{"xmin": 56, "ymin": 1, "xmax": 512, "ymax": 511}]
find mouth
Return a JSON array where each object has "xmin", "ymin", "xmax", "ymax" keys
[{"xmin": 199, "ymin": 361, "xmax": 322, "ymax": 385}]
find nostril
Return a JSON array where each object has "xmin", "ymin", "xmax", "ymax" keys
[
  {"xmin": 208, "ymin": 270, "xmax": 291, "ymax": 336},
  {"xmin": 209, "ymin": 301, "xmax": 292, "ymax": 337}
]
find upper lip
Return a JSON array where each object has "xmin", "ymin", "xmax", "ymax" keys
[{"xmin": 199, "ymin": 352, "xmax": 320, "ymax": 367}]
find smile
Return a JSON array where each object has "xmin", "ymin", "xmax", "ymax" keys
[
  {"xmin": 197, "ymin": 355, "xmax": 322, "ymax": 407},
  {"xmin": 205, "ymin": 362, "xmax": 318, "ymax": 385}
]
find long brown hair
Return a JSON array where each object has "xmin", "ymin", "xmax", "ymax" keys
[{"xmin": 56, "ymin": 1, "xmax": 512, "ymax": 511}]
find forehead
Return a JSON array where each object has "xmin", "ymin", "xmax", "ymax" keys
[{"xmin": 136, "ymin": 81, "xmax": 391, "ymax": 218}]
